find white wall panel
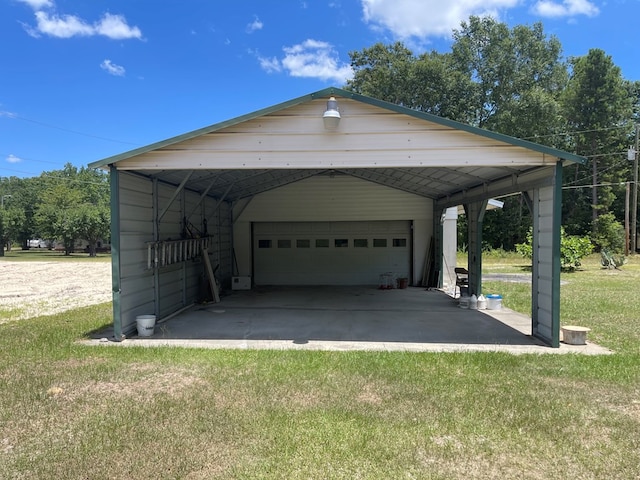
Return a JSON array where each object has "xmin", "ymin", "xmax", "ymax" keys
[
  {"xmin": 117, "ymin": 173, "xmax": 154, "ymax": 333},
  {"xmin": 117, "ymin": 99, "xmax": 552, "ymax": 171},
  {"xmin": 532, "ymin": 183, "xmax": 559, "ymax": 345},
  {"xmin": 115, "ymin": 172, "xmax": 235, "ymax": 334},
  {"xmin": 236, "ymin": 176, "xmax": 430, "ymax": 222}
]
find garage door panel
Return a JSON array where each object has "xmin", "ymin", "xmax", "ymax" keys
[{"xmin": 254, "ymin": 221, "xmax": 410, "ymax": 285}]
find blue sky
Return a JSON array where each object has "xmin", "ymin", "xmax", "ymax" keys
[{"xmin": 1, "ymin": 0, "xmax": 638, "ymax": 178}]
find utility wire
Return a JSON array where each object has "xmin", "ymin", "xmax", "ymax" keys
[
  {"xmin": 522, "ymin": 124, "xmax": 632, "ymax": 141},
  {"xmin": 1, "ymin": 111, "xmax": 141, "ymax": 146}
]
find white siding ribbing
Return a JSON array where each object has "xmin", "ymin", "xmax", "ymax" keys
[
  {"xmin": 116, "ymin": 172, "xmax": 234, "ymax": 333},
  {"xmin": 236, "ymin": 176, "xmax": 431, "ymax": 222},
  {"xmin": 116, "ymin": 99, "xmax": 551, "ymax": 171},
  {"xmin": 118, "ymin": 173, "xmax": 155, "ymax": 333},
  {"xmin": 532, "ymin": 185, "xmax": 556, "ymax": 343}
]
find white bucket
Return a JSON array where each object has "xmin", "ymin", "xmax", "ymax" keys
[
  {"xmin": 486, "ymin": 295, "xmax": 502, "ymax": 310},
  {"xmin": 136, "ymin": 315, "xmax": 156, "ymax": 337}
]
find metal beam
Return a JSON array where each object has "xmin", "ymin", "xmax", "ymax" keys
[
  {"xmin": 158, "ymin": 170, "xmax": 193, "ymax": 222},
  {"xmin": 233, "ymin": 196, "xmax": 255, "ymax": 225},
  {"xmin": 186, "ymin": 176, "xmax": 220, "ymax": 221},
  {"xmin": 435, "ymin": 167, "xmax": 555, "ymax": 210}
]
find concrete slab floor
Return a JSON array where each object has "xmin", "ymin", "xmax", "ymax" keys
[{"xmin": 86, "ymin": 286, "xmax": 612, "ymax": 355}]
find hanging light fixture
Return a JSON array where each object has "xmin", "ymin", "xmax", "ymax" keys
[{"xmin": 322, "ymin": 96, "xmax": 341, "ymax": 130}]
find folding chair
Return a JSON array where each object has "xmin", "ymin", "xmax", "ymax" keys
[{"xmin": 454, "ymin": 267, "xmax": 469, "ymax": 298}]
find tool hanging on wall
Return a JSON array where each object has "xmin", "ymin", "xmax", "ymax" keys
[{"xmin": 202, "ymin": 248, "xmax": 220, "ymax": 303}]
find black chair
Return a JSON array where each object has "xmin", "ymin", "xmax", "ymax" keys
[{"xmin": 454, "ymin": 267, "xmax": 469, "ymax": 298}]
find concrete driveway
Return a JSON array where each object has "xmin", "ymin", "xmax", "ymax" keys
[{"xmin": 90, "ymin": 286, "xmax": 611, "ymax": 354}]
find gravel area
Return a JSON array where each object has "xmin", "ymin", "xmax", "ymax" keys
[{"xmin": 0, "ymin": 261, "xmax": 112, "ymax": 322}]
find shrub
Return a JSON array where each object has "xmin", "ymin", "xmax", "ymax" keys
[
  {"xmin": 592, "ymin": 212, "xmax": 625, "ymax": 254},
  {"xmin": 516, "ymin": 227, "xmax": 593, "ymax": 271}
]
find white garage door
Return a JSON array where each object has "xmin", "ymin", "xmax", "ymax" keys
[{"xmin": 253, "ymin": 221, "xmax": 411, "ymax": 285}]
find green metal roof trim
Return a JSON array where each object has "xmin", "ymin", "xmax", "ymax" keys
[{"xmin": 89, "ymin": 86, "xmax": 586, "ymax": 169}]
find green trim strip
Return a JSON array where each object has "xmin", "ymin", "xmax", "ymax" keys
[{"xmin": 89, "ymin": 87, "xmax": 586, "ymax": 169}]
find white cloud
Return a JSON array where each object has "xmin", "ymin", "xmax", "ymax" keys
[
  {"xmin": 0, "ymin": 110, "xmax": 17, "ymax": 118},
  {"xmin": 16, "ymin": 0, "xmax": 54, "ymax": 10},
  {"xmin": 259, "ymin": 56, "xmax": 282, "ymax": 73},
  {"xmin": 23, "ymin": 10, "xmax": 142, "ymax": 39},
  {"xmin": 360, "ymin": 0, "xmax": 519, "ymax": 39},
  {"xmin": 531, "ymin": 0, "xmax": 599, "ymax": 18},
  {"xmin": 259, "ymin": 39, "xmax": 352, "ymax": 83},
  {"xmin": 246, "ymin": 16, "xmax": 263, "ymax": 33},
  {"xmin": 95, "ymin": 13, "xmax": 142, "ymax": 39},
  {"xmin": 32, "ymin": 11, "xmax": 93, "ymax": 37},
  {"xmin": 6, "ymin": 154, "xmax": 22, "ymax": 164},
  {"xmin": 100, "ymin": 59, "xmax": 126, "ymax": 76}
]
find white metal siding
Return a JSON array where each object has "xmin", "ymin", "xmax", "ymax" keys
[
  {"xmin": 532, "ymin": 185, "xmax": 556, "ymax": 342},
  {"xmin": 116, "ymin": 172, "xmax": 234, "ymax": 333},
  {"xmin": 116, "ymin": 99, "xmax": 553, "ymax": 170},
  {"xmin": 238, "ymin": 176, "xmax": 431, "ymax": 222},
  {"xmin": 118, "ymin": 173, "xmax": 155, "ymax": 333}
]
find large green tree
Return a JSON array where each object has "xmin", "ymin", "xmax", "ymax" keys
[
  {"xmin": 450, "ymin": 17, "xmax": 568, "ymax": 141},
  {"xmin": 347, "ymin": 17, "xmax": 569, "ymax": 142},
  {"xmin": 561, "ymin": 49, "xmax": 634, "ymax": 230},
  {"xmin": 35, "ymin": 164, "xmax": 110, "ymax": 256},
  {"xmin": 0, "ymin": 176, "xmax": 40, "ymax": 250}
]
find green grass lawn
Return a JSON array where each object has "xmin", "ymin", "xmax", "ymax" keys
[
  {"xmin": 0, "ymin": 248, "xmax": 111, "ymax": 262},
  {"xmin": 1, "ymin": 254, "xmax": 639, "ymax": 479}
]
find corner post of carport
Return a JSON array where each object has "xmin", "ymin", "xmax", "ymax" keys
[
  {"xmin": 433, "ymin": 206, "xmax": 445, "ymax": 288},
  {"xmin": 464, "ymin": 199, "xmax": 489, "ymax": 295},
  {"xmin": 109, "ymin": 165, "xmax": 123, "ymax": 341},
  {"xmin": 530, "ymin": 162, "xmax": 563, "ymax": 347}
]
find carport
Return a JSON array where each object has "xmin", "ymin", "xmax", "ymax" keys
[{"xmin": 89, "ymin": 87, "xmax": 585, "ymax": 347}]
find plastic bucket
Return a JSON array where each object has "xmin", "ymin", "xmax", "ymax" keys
[
  {"xmin": 486, "ymin": 294, "xmax": 502, "ymax": 310},
  {"xmin": 136, "ymin": 315, "xmax": 156, "ymax": 337}
]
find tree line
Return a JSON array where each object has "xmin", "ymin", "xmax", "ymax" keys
[
  {"xmin": 345, "ymin": 16, "xmax": 638, "ymax": 253},
  {"xmin": 0, "ymin": 164, "xmax": 110, "ymax": 257}
]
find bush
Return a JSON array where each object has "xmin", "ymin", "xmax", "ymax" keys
[
  {"xmin": 516, "ymin": 227, "xmax": 593, "ymax": 271},
  {"xmin": 592, "ymin": 212, "xmax": 625, "ymax": 254}
]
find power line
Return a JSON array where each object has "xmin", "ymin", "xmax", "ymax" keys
[
  {"xmin": 522, "ymin": 124, "xmax": 632, "ymax": 141},
  {"xmin": 1, "ymin": 112, "xmax": 141, "ymax": 146},
  {"xmin": 0, "ymin": 153, "xmax": 61, "ymax": 166},
  {"xmin": 563, "ymin": 181, "xmax": 629, "ymax": 190}
]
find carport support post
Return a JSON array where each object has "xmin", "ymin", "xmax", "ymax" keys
[
  {"xmin": 464, "ymin": 200, "xmax": 488, "ymax": 295},
  {"xmin": 109, "ymin": 165, "xmax": 123, "ymax": 341},
  {"xmin": 434, "ymin": 207, "xmax": 445, "ymax": 288},
  {"xmin": 531, "ymin": 163, "xmax": 563, "ymax": 347},
  {"xmin": 152, "ymin": 178, "xmax": 160, "ymax": 318}
]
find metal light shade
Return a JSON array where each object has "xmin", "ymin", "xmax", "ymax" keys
[{"xmin": 323, "ymin": 96, "xmax": 341, "ymax": 130}]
